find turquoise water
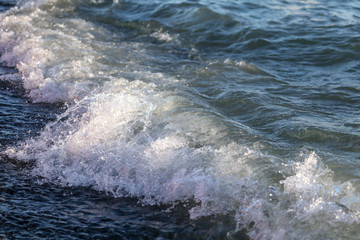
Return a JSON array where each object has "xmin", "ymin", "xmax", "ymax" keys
[{"xmin": 0, "ymin": 0, "xmax": 360, "ymax": 239}]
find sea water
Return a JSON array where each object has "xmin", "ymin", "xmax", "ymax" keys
[{"xmin": 0, "ymin": 0, "xmax": 360, "ymax": 239}]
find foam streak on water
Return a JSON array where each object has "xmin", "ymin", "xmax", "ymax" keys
[{"xmin": 1, "ymin": 0, "xmax": 360, "ymax": 239}]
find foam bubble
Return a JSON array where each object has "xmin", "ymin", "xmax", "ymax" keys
[{"xmin": 151, "ymin": 29, "xmax": 179, "ymax": 44}]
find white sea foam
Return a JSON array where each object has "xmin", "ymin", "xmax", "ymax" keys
[
  {"xmin": 4, "ymin": 76, "xmax": 260, "ymax": 216},
  {"xmin": 1, "ymin": 1, "xmax": 360, "ymax": 239},
  {"xmin": 151, "ymin": 29, "xmax": 180, "ymax": 44},
  {"xmin": 0, "ymin": 3, "xmax": 127, "ymax": 102},
  {"xmin": 236, "ymin": 152, "xmax": 360, "ymax": 239}
]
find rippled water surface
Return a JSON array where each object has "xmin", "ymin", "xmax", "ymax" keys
[{"xmin": 0, "ymin": 0, "xmax": 360, "ymax": 239}]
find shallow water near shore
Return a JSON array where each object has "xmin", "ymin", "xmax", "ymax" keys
[{"xmin": 0, "ymin": 0, "xmax": 360, "ymax": 239}]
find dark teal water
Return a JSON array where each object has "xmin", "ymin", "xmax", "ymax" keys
[{"xmin": 0, "ymin": 0, "xmax": 360, "ymax": 239}]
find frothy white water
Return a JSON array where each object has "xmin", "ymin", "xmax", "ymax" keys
[
  {"xmin": 238, "ymin": 152, "xmax": 360, "ymax": 239},
  {"xmin": 1, "ymin": 1, "xmax": 360, "ymax": 239},
  {"xmin": 0, "ymin": 5, "xmax": 92, "ymax": 102},
  {"xmin": 5, "ymin": 77, "xmax": 259, "ymax": 216}
]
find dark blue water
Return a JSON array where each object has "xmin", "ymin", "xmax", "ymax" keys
[{"xmin": 0, "ymin": 0, "xmax": 360, "ymax": 239}]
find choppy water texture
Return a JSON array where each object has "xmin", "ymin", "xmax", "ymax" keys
[{"xmin": 0, "ymin": 0, "xmax": 360, "ymax": 239}]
